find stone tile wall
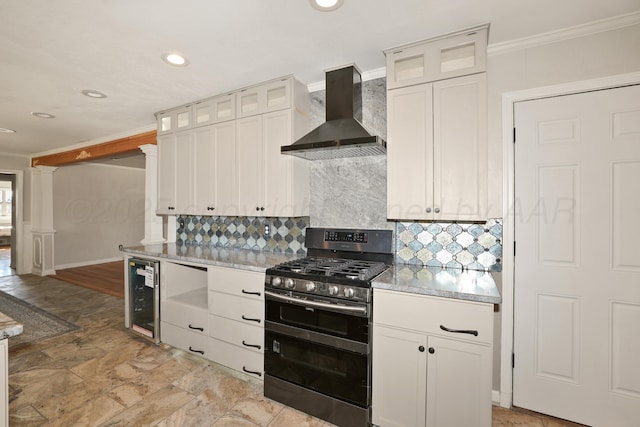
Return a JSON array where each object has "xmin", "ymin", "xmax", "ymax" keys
[{"xmin": 176, "ymin": 215, "xmax": 308, "ymax": 254}]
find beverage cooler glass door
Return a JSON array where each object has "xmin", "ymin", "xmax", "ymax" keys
[{"xmin": 128, "ymin": 258, "xmax": 159, "ymax": 343}]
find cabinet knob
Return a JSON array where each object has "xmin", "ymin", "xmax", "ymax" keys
[
  {"xmin": 260, "ymin": 207, "xmax": 265, "ymax": 211},
  {"xmin": 256, "ymin": 207, "xmax": 260, "ymax": 211},
  {"xmin": 428, "ymin": 347, "xmax": 435, "ymax": 354},
  {"xmin": 434, "ymin": 207, "xmax": 440, "ymax": 214},
  {"xmin": 425, "ymin": 207, "xmax": 431, "ymax": 213},
  {"xmin": 418, "ymin": 345, "xmax": 425, "ymax": 352}
]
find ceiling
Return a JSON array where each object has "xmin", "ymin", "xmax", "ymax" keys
[{"xmin": 1, "ymin": 0, "xmax": 638, "ymax": 158}]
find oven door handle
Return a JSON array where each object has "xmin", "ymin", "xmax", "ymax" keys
[{"xmin": 265, "ymin": 290, "xmax": 367, "ymax": 315}]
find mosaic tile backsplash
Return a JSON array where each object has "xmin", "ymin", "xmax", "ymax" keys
[
  {"xmin": 176, "ymin": 215, "xmax": 309, "ymax": 254},
  {"xmin": 395, "ymin": 219, "xmax": 502, "ymax": 272}
]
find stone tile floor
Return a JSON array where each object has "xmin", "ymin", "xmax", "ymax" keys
[{"xmin": 1, "ymin": 273, "xmax": 584, "ymax": 426}]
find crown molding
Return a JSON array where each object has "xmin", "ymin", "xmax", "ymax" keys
[{"xmin": 488, "ymin": 11, "xmax": 640, "ymax": 56}]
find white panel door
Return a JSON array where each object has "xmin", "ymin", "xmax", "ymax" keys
[{"xmin": 514, "ymin": 84, "xmax": 640, "ymax": 426}]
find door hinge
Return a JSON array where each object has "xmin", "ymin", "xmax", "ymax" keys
[
  {"xmin": 512, "ymin": 353, "xmax": 515, "ymax": 368},
  {"xmin": 514, "ymin": 241, "xmax": 516, "ymax": 257},
  {"xmin": 513, "ymin": 127, "xmax": 516, "ymax": 143}
]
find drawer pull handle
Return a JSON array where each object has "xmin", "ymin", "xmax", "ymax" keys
[
  {"xmin": 241, "ymin": 289, "xmax": 262, "ymax": 296},
  {"xmin": 242, "ymin": 315, "xmax": 261, "ymax": 324},
  {"xmin": 242, "ymin": 340, "xmax": 262, "ymax": 350},
  {"xmin": 440, "ymin": 325, "xmax": 478, "ymax": 336},
  {"xmin": 188, "ymin": 324, "xmax": 204, "ymax": 332},
  {"xmin": 243, "ymin": 366, "xmax": 262, "ymax": 377},
  {"xmin": 189, "ymin": 346, "xmax": 204, "ymax": 355}
]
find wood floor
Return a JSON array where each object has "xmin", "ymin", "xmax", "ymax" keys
[{"xmin": 52, "ymin": 260, "xmax": 124, "ymax": 299}]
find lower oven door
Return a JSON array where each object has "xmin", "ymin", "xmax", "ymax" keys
[
  {"xmin": 264, "ymin": 327, "xmax": 370, "ymax": 408},
  {"xmin": 264, "ymin": 291, "xmax": 370, "ymax": 408}
]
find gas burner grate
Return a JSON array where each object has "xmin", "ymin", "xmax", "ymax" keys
[{"xmin": 269, "ymin": 256, "xmax": 389, "ymax": 282}]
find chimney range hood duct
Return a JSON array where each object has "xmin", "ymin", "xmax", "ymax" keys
[{"xmin": 281, "ymin": 65, "xmax": 386, "ymax": 160}]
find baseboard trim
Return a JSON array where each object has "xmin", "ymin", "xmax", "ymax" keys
[
  {"xmin": 492, "ymin": 390, "xmax": 501, "ymax": 406},
  {"xmin": 55, "ymin": 257, "xmax": 123, "ymax": 271}
]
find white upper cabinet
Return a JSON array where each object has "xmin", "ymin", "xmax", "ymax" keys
[
  {"xmin": 155, "ymin": 75, "xmax": 309, "ymax": 217},
  {"xmin": 156, "ymin": 105, "xmax": 192, "ymax": 135},
  {"xmin": 387, "ymin": 73, "xmax": 487, "ymax": 221},
  {"xmin": 193, "ymin": 93, "xmax": 237, "ymax": 127},
  {"xmin": 386, "ymin": 25, "xmax": 489, "ymax": 222},
  {"xmin": 237, "ymin": 77, "xmax": 293, "ymax": 118},
  {"xmin": 157, "ymin": 131, "xmax": 194, "ymax": 214},
  {"xmin": 385, "ymin": 24, "xmax": 488, "ymax": 90},
  {"xmin": 192, "ymin": 122, "xmax": 237, "ymax": 216}
]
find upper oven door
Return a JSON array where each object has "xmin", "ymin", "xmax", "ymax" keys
[{"xmin": 265, "ymin": 290, "xmax": 369, "ymax": 344}]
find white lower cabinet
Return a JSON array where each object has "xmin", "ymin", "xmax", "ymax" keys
[
  {"xmin": 208, "ymin": 266, "xmax": 265, "ymax": 379},
  {"xmin": 161, "ymin": 321, "xmax": 210, "ymax": 358},
  {"xmin": 372, "ymin": 289, "xmax": 493, "ymax": 427}
]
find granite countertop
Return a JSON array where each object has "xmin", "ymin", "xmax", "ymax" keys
[
  {"xmin": 372, "ymin": 264, "xmax": 501, "ymax": 304},
  {"xmin": 0, "ymin": 311, "xmax": 23, "ymax": 340},
  {"xmin": 123, "ymin": 243, "xmax": 303, "ymax": 273}
]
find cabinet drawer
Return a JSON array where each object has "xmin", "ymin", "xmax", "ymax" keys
[
  {"xmin": 210, "ymin": 337, "xmax": 264, "ymax": 379},
  {"xmin": 209, "ymin": 291, "xmax": 264, "ymax": 325},
  {"xmin": 373, "ymin": 289, "xmax": 493, "ymax": 344},
  {"xmin": 209, "ymin": 314, "xmax": 263, "ymax": 353},
  {"xmin": 161, "ymin": 321, "xmax": 210, "ymax": 358},
  {"xmin": 208, "ymin": 266, "xmax": 264, "ymax": 298},
  {"xmin": 162, "ymin": 300, "xmax": 208, "ymax": 335}
]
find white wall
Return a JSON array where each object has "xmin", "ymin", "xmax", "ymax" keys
[
  {"xmin": 52, "ymin": 163, "xmax": 145, "ymax": 268},
  {"xmin": 486, "ymin": 22, "xmax": 640, "ymax": 397},
  {"xmin": 487, "ymin": 23, "xmax": 640, "ymax": 216}
]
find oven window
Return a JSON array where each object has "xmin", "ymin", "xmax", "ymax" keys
[
  {"xmin": 265, "ymin": 330, "xmax": 369, "ymax": 408},
  {"xmin": 266, "ymin": 299, "xmax": 368, "ymax": 343}
]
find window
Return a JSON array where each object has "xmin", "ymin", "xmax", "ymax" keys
[{"xmin": 0, "ymin": 189, "xmax": 11, "ymax": 216}]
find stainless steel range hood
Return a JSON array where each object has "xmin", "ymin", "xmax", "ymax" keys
[{"xmin": 281, "ymin": 65, "xmax": 386, "ymax": 160}]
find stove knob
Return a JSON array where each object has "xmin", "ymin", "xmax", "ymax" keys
[
  {"xmin": 343, "ymin": 288, "xmax": 355, "ymax": 298},
  {"xmin": 305, "ymin": 283, "xmax": 316, "ymax": 292},
  {"xmin": 284, "ymin": 278, "xmax": 295, "ymax": 289},
  {"xmin": 271, "ymin": 277, "xmax": 282, "ymax": 287},
  {"xmin": 328, "ymin": 285, "xmax": 339, "ymax": 296}
]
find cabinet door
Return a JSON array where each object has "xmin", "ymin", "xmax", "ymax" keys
[
  {"xmin": 433, "ymin": 73, "xmax": 487, "ymax": 220},
  {"xmin": 387, "ymin": 83, "xmax": 433, "ymax": 220},
  {"xmin": 262, "ymin": 109, "xmax": 292, "ymax": 216},
  {"xmin": 157, "ymin": 134, "xmax": 177, "ymax": 214},
  {"xmin": 264, "ymin": 78, "xmax": 292, "ymax": 113},
  {"xmin": 385, "ymin": 25, "xmax": 488, "ymax": 90},
  {"xmin": 372, "ymin": 325, "xmax": 427, "ymax": 427},
  {"xmin": 193, "ymin": 126, "xmax": 216, "ymax": 214},
  {"xmin": 426, "ymin": 336, "xmax": 492, "ymax": 427},
  {"xmin": 174, "ymin": 131, "xmax": 195, "ymax": 213},
  {"xmin": 237, "ymin": 87, "xmax": 264, "ymax": 118},
  {"xmin": 212, "ymin": 93, "xmax": 236, "ymax": 123},
  {"xmin": 236, "ymin": 115, "xmax": 264, "ymax": 215},
  {"xmin": 212, "ymin": 120, "xmax": 237, "ymax": 215},
  {"xmin": 193, "ymin": 99, "xmax": 215, "ymax": 128}
]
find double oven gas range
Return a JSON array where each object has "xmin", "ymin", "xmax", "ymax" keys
[{"xmin": 264, "ymin": 228, "xmax": 393, "ymax": 427}]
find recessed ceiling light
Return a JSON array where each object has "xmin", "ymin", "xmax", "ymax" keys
[
  {"xmin": 0, "ymin": 127, "xmax": 16, "ymax": 133},
  {"xmin": 310, "ymin": 0, "xmax": 344, "ymax": 11},
  {"xmin": 31, "ymin": 112, "xmax": 56, "ymax": 119},
  {"xmin": 82, "ymin": 89, "xmax": 107, "ymax": 99},
  {"xmin": 161, "ymin": 53, "xmax": 189, "ymax": 67}
]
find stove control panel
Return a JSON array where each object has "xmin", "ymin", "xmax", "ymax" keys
[
  {"xmin": 265, "ymin": 275, "xmax": 371, "ymax": 303},
  {"xmin": 325, "ymin": 230, "xmax": 367, "ymax": 243}
]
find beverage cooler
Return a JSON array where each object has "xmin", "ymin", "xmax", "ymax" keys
[{"xmin": 127, "ymin": 258, "xmax": 160, "ymax": 343}]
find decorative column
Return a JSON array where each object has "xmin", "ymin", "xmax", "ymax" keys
[
  {"xmin": 31, "ymin": 166, "xmax": 57, "ymax": 276},
  {"xmin": 139, "ymin": 144, "xmax": 165, "ymax": 245}
]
